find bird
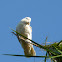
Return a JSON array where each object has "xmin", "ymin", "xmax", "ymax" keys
[{"xmin": 16, "ymin": 17, "xmax": 36, "ymax": 56}]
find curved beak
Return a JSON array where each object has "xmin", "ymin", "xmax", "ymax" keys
[{"xmin": 27, "ymin": 22, "xmax": 30, "ymax": 25}]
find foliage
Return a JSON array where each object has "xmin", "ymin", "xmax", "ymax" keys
[{"xmin": 3, "ymin": 29, "xmax": 62, "ymax": 62}]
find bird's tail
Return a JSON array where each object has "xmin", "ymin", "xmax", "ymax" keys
[
  {"xmin": 24, "ymin": 45, "xmax": 36, "ymax": 56},
  {"xmin": 30, "ymin": 46, "xmax": 36, "ymax": 56},
  {"xmin": 19, "ymin": 39, "xmax": 36, "ymax": 57}
]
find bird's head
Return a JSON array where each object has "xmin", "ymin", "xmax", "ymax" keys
[{"xmin": 21, "ymin": 17, "xmax": 31, "ymax": 25}]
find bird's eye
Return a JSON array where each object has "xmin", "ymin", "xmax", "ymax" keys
[{"xmin": 26, "ymin": 18, "xmax": 28, "ymax": 19}]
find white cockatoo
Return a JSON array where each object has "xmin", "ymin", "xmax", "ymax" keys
[{"xmin": 16, "ymin": 17, "xmax": 36, "ymax": 56}]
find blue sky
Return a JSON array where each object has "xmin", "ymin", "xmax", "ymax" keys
[{"xmin": 0, "ymin": 0, "xmax": 62, "ymax": 62}]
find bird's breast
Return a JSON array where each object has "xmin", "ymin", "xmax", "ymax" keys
[{"xmin": 16, "ymin": 24, "xmax": 32, "ymax": 39}]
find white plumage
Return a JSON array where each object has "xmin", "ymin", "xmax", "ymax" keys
[{"xmin": 16, "ymin": 17, "xmax": 36, "ymax": 56}]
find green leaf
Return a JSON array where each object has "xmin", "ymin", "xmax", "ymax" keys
[
  {"xmin": 49, "ymin": 54, "xmax": 62, "ymax": 59},
  {"xmin": 10, "ymin": 28, "xmax": 59, "ymax": 55},
  {"xmin": 3, "ymin": 54, "xmax": 48, "ymax": 58}
]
